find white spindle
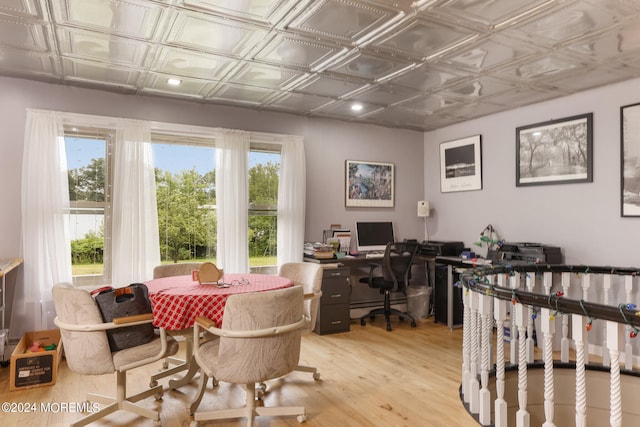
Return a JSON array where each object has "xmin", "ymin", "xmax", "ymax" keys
[
  {"xmin": 479, "ymin": 293, "xmax": 492, "ymax": 425},
  {"xmin": 607, "ymin": 321, "xmax": 622, "ymax": 427},
  {"xmin": 542, "ymin": 272, "xmax": 552, "ymax": 357},
  {"xmin": 510, "ymin": 273, "xmax": 519, "ymax": 365},
  {"xmin": 462, "ymin": 287, "xmax": 471, "ymax": 403},
  {"xmin": 515, "ymin": 302, "xmax": 530, "ymax": 427},
  {"xmin": 573, "ymin": 314, "xmax": 587, "ymax": 427},
  {"xmin": 561, "ymin": 272, "xmax": 571, "ymax": 363},
  {"xmin": 494, "ymin": 297, "xmax": 508, "ymax": 427},
  {"xmin": 624, "ymin": 275, "xmax": 633, "ymax": 370},
  {"xmin": 526, "ymin": 272, "xmax": 535, "ymax": 363},
  {"xmin": 541, "ymin": 307, "xmax": 556, "ymax": 427},
  {"xmin": 469, "ymin": 290, "xmax": 480, "ymax": 414},
  {"xmin": 581, "ymin": 273, "xmax": 591, "ymax": 364},
  {"xmin": 602, "ymin": 274, "xmax": 611, "ymax": 367}
]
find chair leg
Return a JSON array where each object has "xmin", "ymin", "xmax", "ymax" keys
[
  {"xmin": 72, "ymin": 370, "xmax": 162, "ymax": 427},
  {"xmin": 295, "ymin": 364, "xmax": 321, "ymax": 380}
]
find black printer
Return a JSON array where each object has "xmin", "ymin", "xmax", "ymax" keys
[
  {"xmin": 419, "ymin": 240, "xmax": 465, "ymax": 257},
  {"xmin": 487, "ymin": 242, "xmax": 563, "ymax": 265}
]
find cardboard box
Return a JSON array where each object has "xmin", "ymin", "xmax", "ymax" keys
[{"xmin": 10, "ymin": 329, "xmax": 63, "ymax": 391}]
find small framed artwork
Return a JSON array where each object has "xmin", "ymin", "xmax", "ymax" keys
[
  {"xmin": 516, "ymin": 113, "xmax": 593, "ymax": 186},
  {"xmin": 345, "ymin": 160, "xmax": 394, "ymax": 207},
  {"xmin": 621, "ymin": 102, "xmax": 640, "ymax": 217},
  {"xmin": 440, "ymin": 135, "xmax": 482, "ymax": 193}
]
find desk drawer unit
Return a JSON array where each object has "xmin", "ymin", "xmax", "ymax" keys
[{"xmin": 314, "ymin": 267, "xmax": 350, "ymax": 335}]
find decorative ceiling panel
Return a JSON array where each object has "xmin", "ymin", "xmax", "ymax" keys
[
  {"xmin": 0, "ymin": 0, "xmax": 46, "ymax": 19},
  {"xmin": 182, "ymin": 0, "xmax": 298, "ymax": 25},
  {"xmin": 165, "ymin": 10, "xmax": 268, "ymax": 57},
  {"xmin": 372, "ymin": 16, "xmax": 476, "ymax": 59},
  {"xmin": 206, "ymin": 83, "xmax": 277, "ymax": 105},
  {"xmin": 61, "ymin": 58, "xmax": 141, "ymax": 89},
  {"xmin": 140, "ymin": 72, "xmax": 213, "ymax": 98},
  {"xmin": 268, "ymin": 91, "xmax": 334, "ymax": 113},
  {"xmin": 0, "ymin": 48, "xmax": 56, "ymax": 76},
  {"xmin": 327, "ymin": 50, "xmax": 414, "ymax": 81},
  {"xmin": 51, "ymin": 0, "xmax": 165, "ymax": 40},
  {"xmin": 151, "ymin": 47, "xmax": 234, "ymax": 80},
  {"xmin": 433, "ymin": 34, "xmax": 538, "ymax": 74},
  {"xmin": 0, "ymin": 15, "xmax": 50, "ymax": 51},
  {"xmin": 287, "ymin": 0, "xmax": 399, "ymax": 43},
  {"xmin": 253, "ymin": 33, "xmax": 346, "ymax": 70},
  {"xmin": 57, "ymin": 28, "xmax": 150, "ymax": 67},
  {"xmin": 1, "ymin": 0, "xmax": 640, "ymax": 131}
]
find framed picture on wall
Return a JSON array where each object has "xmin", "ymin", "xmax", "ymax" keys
[
  {"xmin": 516, "ymin": 113, "xmax": 593, "ymax": 186},
  {"xmin": 439, "ymin": 135, "xmax": 482, "ymax": 193},
  {"xmin": 345, "ymin": 160, "xmax": 394, "ymax": 207},
  {"xmin": 621, "ymin": 102, "xmax": 640, "ymax": 217}
]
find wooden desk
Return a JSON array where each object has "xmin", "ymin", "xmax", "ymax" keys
[
  {"xmin": 305, "ymin": 254, "xmax": 431, "ymax": 317},
  {"xmin": 0, "ymin": 258, "xmax": 22, "ymax": 365}
]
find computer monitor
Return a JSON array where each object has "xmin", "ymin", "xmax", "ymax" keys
[{"xmin": 355, "ymin": 221, "xmax": 395, "ymax": 252}]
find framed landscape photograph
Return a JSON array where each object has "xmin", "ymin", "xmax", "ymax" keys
[
  {"xmin": 516, "ymin": 113, "xmax": 593, "ymax": 186},
  {"xmin": 440, "ymin": 135, "xmax": 482, "ymax": 193},
  {"xmin": 621, "ymin": 102, "xmax": 640, "ymax": 217},
  {"xmin": 345, "ymin": 160, "xmax": 394, "ymax": 207}
]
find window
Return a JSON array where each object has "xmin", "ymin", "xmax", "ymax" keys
[
  {"xmin": 66, "ymin": 127, "xmax": 282, "ymax": 284},
  {"xmin": 65, "ymin": 127, "xmax": 112, "ymax": 285}
]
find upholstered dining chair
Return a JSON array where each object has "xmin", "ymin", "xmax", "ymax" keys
[
  {"xmin": 279, "ymin": 262, "xmax": 323, "ymax": 380},
  {"xmin": 52, "ymin": 282, "xmax": 179, "ymax": 427},
  {"xmin": 189, "ymin": 285, "xmax": 307, "ymax": 426},
  {"xmin": 359, "ymin": 241, "xmax": 419, "ymax": 331},
  {"xmin": 149, "ymin": 262, "xmax": 203, "ymax": 386}
]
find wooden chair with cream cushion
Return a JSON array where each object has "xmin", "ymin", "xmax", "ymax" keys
[
  {"xmin": 149, "ymin": 262, "xmax": 204, "ymax": 386},
  {"xmin": 279, "ymin": 262, "xmax": 323, "ymax": 380},
  {"xmin": 189, "ymin": 285, "xmax": 307, "ymax": 426},
  {"xmin": 52, "ymin": 282, "xmax": 179, "ymax": 427}
]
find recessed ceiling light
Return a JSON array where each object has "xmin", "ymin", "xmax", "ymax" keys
[
  {"xmin": 351, "ymin": 103, "xmax": 364, "ymax": 112},
  {"xmin": 167, "ymin": 78, "xmax": 182, "ymax": 86}
]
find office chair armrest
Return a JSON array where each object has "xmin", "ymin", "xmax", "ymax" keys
[
  {"xmin": 194, "ymin": 315, "xmax": 306, "ymax": 339},
  {"xmin": 304, "ymin": 290, "xmax": 322, "ymax": 300},
  {"xmin": 113, "ymin": 313, "xmax": 154, "ymax": 325},
  {"xmin": 54, "ymin": 315, "xmax": 153, "ymax": 332}
]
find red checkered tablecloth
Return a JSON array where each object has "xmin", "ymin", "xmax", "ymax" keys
[{"xmin": 145, "ymin": 273, "xmax": 294, "ymax": 330}]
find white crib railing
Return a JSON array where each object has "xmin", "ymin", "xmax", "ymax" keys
[{"xmin": 448, "ymin": 261, "xmax": 640, "ymax": 427}]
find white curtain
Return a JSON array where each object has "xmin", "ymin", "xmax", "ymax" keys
[
  {"xmin": 16, "ymin": 109, "xmax": 72, "ymax": 337},
  {"xmin": 111, "ymin": 120, "xmax": 160, "ymax": 286},
  {"xmin": 216, "ymin": 130, "xmax": 250, "ymax": 273},
  {"xmin": 277, "ymin": 135, "xmax": 306, "ymax": 265}
]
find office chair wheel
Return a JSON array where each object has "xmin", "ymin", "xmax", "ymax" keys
[
  {"xmin": 399, "ymin": 316, "xmax": 405, "ymax": 321},
  {"xmin": 149, "ymin": 380, "xmax": 158, "ymax": 388},
  {"xmin": 162, "ymin": 360, "xmax": 169, "ymax": 369},
  {"xmin": 154, "ymin": 390, "xmax": 164, "ymax": 401},
  {"xmin": 297, "ymin": 414, "xmax": 307, "ymax": 423},
  {"xmin": 360, "ymin": 318, "xmax": 366, "ymax": 326},
  {"xmin": 313, "ymin": 372, "xmax": 321, "ymax": 380},
  {"xmin": 411, "ymin": 320, "xmax": 417, "ymax": 327}
]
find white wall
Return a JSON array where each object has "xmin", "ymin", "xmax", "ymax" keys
[
  {"xmin": 424, "ymin": 77, "xmax": 640, "ymax": 266},
  {"xmin": 0, "ymin": 76, "xmax": 425, "ymax": 260}
]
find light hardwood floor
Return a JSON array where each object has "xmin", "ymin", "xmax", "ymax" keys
[{"xmin": 0, "ymin": 317, "xmax": 478, "ymax": 427}]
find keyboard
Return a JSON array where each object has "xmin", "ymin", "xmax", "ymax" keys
[{"xmin": 365, "ymin": 252, "xmax": 384, "ymax": 259}]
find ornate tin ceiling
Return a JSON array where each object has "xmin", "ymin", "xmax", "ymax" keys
[{"xmin": 1, "ymin": 0, "xmax": 640, "ymax": 131}]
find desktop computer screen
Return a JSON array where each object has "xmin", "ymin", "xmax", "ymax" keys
[{"xmin": 355, "ymin": 221, "xmax": 395, "ymax": 252}]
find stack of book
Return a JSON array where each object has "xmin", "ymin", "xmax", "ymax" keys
[{"xmin": 304, "ymin": 242, "xmax": 335, "ymax": 259}]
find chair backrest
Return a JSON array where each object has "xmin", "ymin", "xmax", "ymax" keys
[
  {"xmin": 52, "ymin": 283, "xmax": 115, "ymax": 375},
  {"xmin": 381, "ymin": 241, "xmax": 418, "ymax": 292},
  {"xmin": 153, "ymin": 262, "xmax": 203, "ymax": 279},
  {"xmin": 278, "ymin": 262, "xmax": 322, "ymax": 331},
  {"xmin": 215, "ymin": 285, "xmax": 304, "ymax": 384}
]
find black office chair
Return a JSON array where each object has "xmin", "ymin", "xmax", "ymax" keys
[{"xmin": 360, "ymin": 241, "xmax": 419, "ymax": 331}]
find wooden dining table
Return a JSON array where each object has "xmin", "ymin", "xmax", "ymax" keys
[{"xmin": 144, "ymin": 272, "xmax": 294, "ymax": 406}]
